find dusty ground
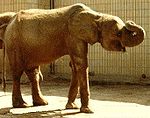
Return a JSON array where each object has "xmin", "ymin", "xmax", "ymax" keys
[{"xmin": 1, "ymin": 76, "xmax": 150, "ymax": 117}]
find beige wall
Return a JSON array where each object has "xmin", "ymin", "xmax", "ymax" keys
[
  {"xmin": 54, "ymin": 0, "xmax": 150, "ymax": 83},
  {"xmin": 0, "ymin": 0, "xmax": 50, "ymax": 13}
]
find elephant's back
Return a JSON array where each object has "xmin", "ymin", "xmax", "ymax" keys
[
  {"xmin": 4, "ymin": 3, "xmax": 92, "ymax": 49},
  {"xmin": 16, "ymin": 3, "xmax": 90, "ymax": 21},
  {"xmin": 11, "ymin": 4, "xmax": 86, "ymax": 45}
]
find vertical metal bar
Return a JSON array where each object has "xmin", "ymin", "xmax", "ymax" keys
[
  {"xmin": 50, "ymin": 0, "xmax": 51, "ymax": 9},
  {"xmin": 2, "ymin": 42, "xmax": 6, "ymax": 92},
  {"xmin": 50, "ymin": 0, "xmax": 55, "ymax": 9},
  {"xmin": 49, "ymin": 0, "xmax": 55, "ymax": 74},
  {"xmin": 52, "ymin": 0, "xmax": 54, "ymax": 9}
]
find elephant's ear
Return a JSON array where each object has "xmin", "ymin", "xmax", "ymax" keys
[
  {"xmin": 0, "ymin": 23, "xmax": 8, "ymax": 40},
  {"xmin": 0, "ymin": 23, "xmax": 8, "ymax": 30},
  {"xmin": 68, "ymin": 11, "xmax": 99, "ymax": 45}
]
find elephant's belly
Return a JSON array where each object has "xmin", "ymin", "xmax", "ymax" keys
[{"xmin": 24, "ymin": 47, "xmax": 68, "ymax": 68}]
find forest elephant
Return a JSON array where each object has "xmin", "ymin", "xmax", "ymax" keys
[
  {"xmin": 0, "ymin": 12, "xmax": 16, "ymax": 47},
  {"xmin": 3, "ymin": 3, "xmax": 145, "ymax": 113},
  {"xmin": 0, "ymin": 12, "xmax": 16, "ymax": 91}
]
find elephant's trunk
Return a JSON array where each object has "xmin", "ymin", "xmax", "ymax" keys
[{"xmin": 122, "ymin": 21, "xmax": 145, "ymax": 47}]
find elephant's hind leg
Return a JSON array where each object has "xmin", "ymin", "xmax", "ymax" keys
[
  {"xmin": 12, "ymin": 70, "xmax": 28, "ymax": 108},
  {"xmin": 7, "ymin": 50, "xmax": 28, "ymax": 108},
  {"xmin": 25, "ymin": 66, "xmax": 48, "ymax": 106}
]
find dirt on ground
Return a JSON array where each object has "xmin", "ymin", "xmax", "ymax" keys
[{"xmin": 1, "ymin": 75, "xmax": 150, "ymax": 117}]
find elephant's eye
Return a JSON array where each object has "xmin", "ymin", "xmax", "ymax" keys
[{"xmin": 117, "ymin": 31, "xmax": 122, "ymax": 37}]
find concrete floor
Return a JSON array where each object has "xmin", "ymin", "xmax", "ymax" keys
[{"xmin": 1, "ymin": 78, "xmax": 150, "ymax": 118}]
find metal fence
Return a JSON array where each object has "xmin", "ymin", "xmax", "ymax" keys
[
  {"xmin": 54, "ymin": 0, "xmax": 150, "ymax": 83},
  {"xmin": 0, "ymin": 0, "xmax": 50, "ymax": 13}
]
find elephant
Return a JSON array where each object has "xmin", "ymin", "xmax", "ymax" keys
[
  {"xmin": 0, "ymin": 12, "xmax": 16, "ymax": 47},
  {"xmin": 3, "ymin": 3, "xmax": 145, "ymax": 113},
  {"xmin": 0, "ymin": 12, "xmax": 16, "ymax": 91}
]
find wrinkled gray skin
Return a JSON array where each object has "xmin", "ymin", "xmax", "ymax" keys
[{"xmin": 4, "ymin": 3, "xmax": 145, "ymax": 113}]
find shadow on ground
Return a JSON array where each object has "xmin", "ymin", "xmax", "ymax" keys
[{"xmin": 0, "ymin": 107, "xmax": 80, "ymax": 118}]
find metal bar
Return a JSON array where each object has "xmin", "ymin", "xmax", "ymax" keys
[
  {"xmin": 2, "ymin": 42, "xmax": 6, "ymax": 92},
  {"xmin": 49, "ymin": 0, "xmax": 55, "ymax": 74},
  {"xmin": 50, "ymin": 0, "xmax": 55, "ymax": 9}
]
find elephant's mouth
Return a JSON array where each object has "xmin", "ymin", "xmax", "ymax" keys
[
  {"xmin": 120, "ymin": 41, "xmax": 126, "ymax": 52},
  {"xmin": 110, "ymin": 40, "xmax": 126, "ymax": 52},
  {"xmin": 121, "ymin": 47, "xmax": 126, "ymax": 52},
  {"xmin": 100, "ymin": 39, "xmax": 126, "ymax": 52}
]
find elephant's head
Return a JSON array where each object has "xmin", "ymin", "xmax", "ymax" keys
[
  {"xmin": 98, "ymin": 15, "xmax": 145, "ymax": 51},
  {"xmin": 68, "ymin": 10, "xmax": 145, "ymax": 52}
]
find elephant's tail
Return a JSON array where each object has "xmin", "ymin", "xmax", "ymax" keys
[{"xmin": 39, "ymin": 71, "xmax": 43, "ymax": 81}]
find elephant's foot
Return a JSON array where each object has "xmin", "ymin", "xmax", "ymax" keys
[
  {"xmin": 80, "ymin": 107, "xmax": 94, "ymax": 113},
  {"xmin": 33, "ymin": 96, "xmax": 48, "ymax": 106},
  {"xmin": 13, "ymin": 98, "xmax": 29, "ymax": 108},
  {"xmin": 65, "ymin": 102, "xmax": 79, "ymax": 109}
]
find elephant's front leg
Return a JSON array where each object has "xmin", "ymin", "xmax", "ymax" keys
[
  {"xmin": 67, "ymin": 56, "xmax": 93, "ymax": 113},
  {"xmin": 66, "ymin": 61, "xmax": 79, "ymax": 109},
  {"xmin": 77, "ymin": 62, "xmax": 92, "ymax": 113},
  {"xmin": 25, "ymin": 66, "xmax": 48, "ymax": 106}
]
